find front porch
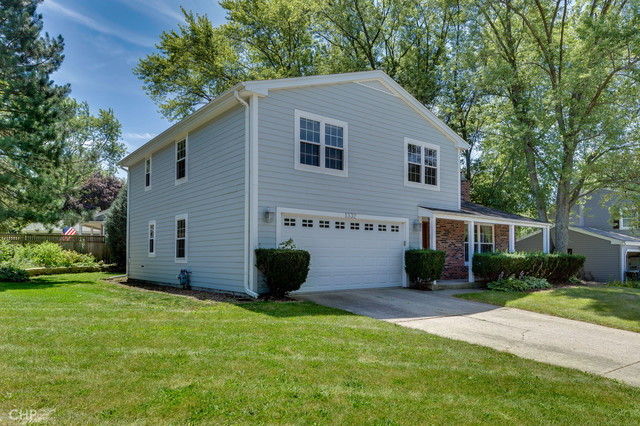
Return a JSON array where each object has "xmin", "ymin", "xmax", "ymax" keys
[{"xmin": 419, "ymin": 202, "xmax": 551, "ymax": 283}]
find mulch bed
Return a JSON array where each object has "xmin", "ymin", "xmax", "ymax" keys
[{"xmin": 103, "ymin": 276, "xmax": 294, "ymax": 303}]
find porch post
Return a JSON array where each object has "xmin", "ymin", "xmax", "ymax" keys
[
  {"xmin": 620, "ymin": 246, "xmax": 626, "ymax": 282},
  {"xmin": 542, "ymin": 227, "xmax": 550, "ymax": 253},
  {"xmin": 509, "ymin": 225, "xmax": 515, "ymax": 253},
  {"xmin": 429, "ymin": 217, "xmax": 436, "ymax": 250},
  {"xmin": 468, "ymin": 220, "xmax": 475, "ymax": 283}
]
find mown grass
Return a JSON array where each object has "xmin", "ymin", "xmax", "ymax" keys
[
  {"xmin": 457, "ymin": 285, "xmax": 640, "ymax": 333},
  {"xmin": 1, "ymin": 273, "xmax": 639, "ymax": 424}
]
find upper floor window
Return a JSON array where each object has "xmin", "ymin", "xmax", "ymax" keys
[
  {"xmin": 294, "ymin": 110, "xmax": 348, "ymax": 177},
  {"xmin": 176, "ymin": 139, "xmax": 187, "ymax": 183},
  {"xmin": 175, "ymin": 214, "xmax": 187, "ymax": 262},
  {"xmin": 148, "ymin": 220, "xmax": 156, "ymax": 257},
  {"xmin": 620, "ymin": 217, "xmax": 634, "ymax": 230},
  {"xmin": 404, "ymin": 138, "xmax": 440, "ymax": 190},
  {"xmin": 145, "ymin": 157, "xmax": 152, "ymax": 190}
]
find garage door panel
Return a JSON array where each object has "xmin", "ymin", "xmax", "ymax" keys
[{"xmin": 281, "ymin": 215, "xmax": 405, "ymax": 292}]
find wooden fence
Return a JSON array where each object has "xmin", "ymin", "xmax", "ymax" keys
[{"xmin": 0, "ymin": 234, "xmax": 111, "ymax": 262}]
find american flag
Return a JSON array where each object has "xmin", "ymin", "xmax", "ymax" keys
[{"xmin": 61, "ymin": 226, "xmax": 77, "ymax": 241}]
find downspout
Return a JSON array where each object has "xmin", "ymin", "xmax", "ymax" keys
[
  {"xmin": 118, "ymin": 165, "xmax": 130, "ymax": 277},
  {"xmin": 235, "ymin": 91, "xmax": 259, "ymax": 298}
]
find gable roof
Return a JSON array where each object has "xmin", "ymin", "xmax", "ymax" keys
[{"xmin": 119, "ymin": 70, "xmax": 470, "ymax": 168}]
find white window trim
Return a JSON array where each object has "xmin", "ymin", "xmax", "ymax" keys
[
  {"xmin": 620, "ymin": 217, "xmax": 633, "ymax": 230},
  {"xmin": 294, "ymin": 109, "xmax": 348, "ymax": 177},
  {"xmin": 404, "ymin": 137, "xmax": 440, "ymax": 191},
  {"xmin": 148, "ymin": 220, "xmax": 156, "ymax": 257},
  {"xmin": 464, "ymin": 223, "xmax": 495, "ymax": 265},
  {"xmin": 175, "ymin": 137, "xmax": 188, "ymax": 186},
  {"xmin": 175, "ymin": 213, "xmax": 188, "ymax": 263},
  {"xmin": 145, "ymin": 156, "xmax": 152, "ymax": 191}
]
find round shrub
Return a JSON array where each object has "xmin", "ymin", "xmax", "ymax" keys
[
  {"xmin": 0, "ymin": 265, "xmax": 29, "ymax": 282},
  {"xmin": 404, "ymin": 249, "xmax": 446, "ymax": 289},
  {"xmin": 255, "ymin": 245, "xmax": 310, "ymax": 297}
]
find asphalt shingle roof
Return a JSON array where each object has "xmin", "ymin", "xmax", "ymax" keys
[{"xmin": 420, "ymin": 201, "xmax": 548, "ymax": 225}]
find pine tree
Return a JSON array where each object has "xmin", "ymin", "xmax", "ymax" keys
[
  {"xmin": 104, "ymin": 184, "xmax": 127, "ymax": 267},
  {"xmin": 0, "ymin": 0, "xmax": 71, "ymax": 229}
]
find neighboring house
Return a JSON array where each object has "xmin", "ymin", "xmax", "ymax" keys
[
  {"xmin": 22, "ymin": 209, "xmax": 108, "ymax": 236},
  {"xmin": 119, "ymin": 71, "xmax": 549, "ymax": 296},
  {"xmin": 518, "ymin": 191, "xmax": 640, "ymax": 282}
]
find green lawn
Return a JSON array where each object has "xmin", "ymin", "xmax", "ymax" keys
[
  {"xmin": 456, "ymin": 286, "xmax": 640, "ymax": 333},
  {"xmin": 1, "ymin": 274, "xmax": 639, "ymax": 424}
]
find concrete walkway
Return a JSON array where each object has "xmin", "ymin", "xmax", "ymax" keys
[{"xmin": 295, "ymin": 288, "xmax": 640, "ymax": 387}]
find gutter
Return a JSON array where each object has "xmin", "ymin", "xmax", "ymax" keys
[{"xmin": 235, "ymin": 91, "xmax": 259, "ymax": 299}]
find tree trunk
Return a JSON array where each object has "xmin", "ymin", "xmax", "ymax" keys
[
  {"xmin": 523, "ymin": 143, "xmax": 548, "ymax": 223},
  {"xmin": 554, "ymin": 177, "xmax": 572, "ymax": 253}
]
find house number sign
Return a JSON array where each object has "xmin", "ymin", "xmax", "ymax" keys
[{"xmin": 344, "ymin": 213, "xmax": 357, "ymax": 219}]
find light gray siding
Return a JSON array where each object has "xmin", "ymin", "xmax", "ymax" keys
[
  {"xmin": 127, "ymin": 105, "xmax": 246, "ymax": 292},
  {"xmin": 518, "ymin": 229, "xmax": 621, "ymax": 282},
  {"xmin": 257, "ymin": 82, "xmax": 461, "ymax": 250}
]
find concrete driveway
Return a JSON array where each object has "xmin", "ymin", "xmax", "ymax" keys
[{"xmin": 295, "ymin": 287, "xmax": 640, "ymax": 387}]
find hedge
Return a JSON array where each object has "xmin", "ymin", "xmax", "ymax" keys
[
  {"xmin": 472, "ymin": 252, "xmax": 585, "ymax": 284},
  {"xmin": 255, "ymin": 248, "xmax": 310, "ymax": 297},
  {"xmin": 404, "ymin": 249, "xmax": 446, "ymax": 289}
]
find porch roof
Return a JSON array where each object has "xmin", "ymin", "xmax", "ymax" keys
[{"xmin": 419, "ymin": 201, "xmax": 550, "ymax": 228}]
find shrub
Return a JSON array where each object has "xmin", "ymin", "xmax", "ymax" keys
[
  {"xmin": 12, "ymin": 242, "xmax": 95, "ymax": 267},
  {"xmin": 0, "ymin": 265, "xmax": 29, "ymax": 282},
  {"xmin": 488, "ymin": 276, "xmax": 552, "ymax": 292},
  {"xmin": 255, "ymin": 240, "xmax": 310, "ymax": 297},
  {"xmin": 607, "ymin": 280, "xmax": 640, "ymax": 289},
  {"xmin": 404, "ymin": 249, "xmax": 446, "ymax": 289},
  {"xmin": 472, "ymin": 252, "xmax": 585, "ymax": 284},
  {"xmin": 0, "ymin": 240, "xmax": 16, "ymax": 263}
]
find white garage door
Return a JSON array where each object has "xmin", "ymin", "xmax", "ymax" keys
[{"xmin": 280, "ymin": 214, "xmax": 406, "ymax": 292}]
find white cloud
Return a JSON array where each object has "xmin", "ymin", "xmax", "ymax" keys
[
  {"xmin": 114, "ymin": 0, "xmax": 184, "ymax": 23},
  {"xmin": 123, "ymin": 132, "xmax": 155, "ymax": 141},
  {"xmin": 41, "ymin": 1, "xmax": 156, "ymax": 47}
]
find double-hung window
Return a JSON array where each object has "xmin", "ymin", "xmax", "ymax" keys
[
  {"xmin": 176, "ymin": 139, "xmax": 187, "ymax": 183},
  {"xmin": 620, "ymin": 217, "xmax": 634, "ymax": 230},
  {"xmin": 464, "ymin": 224, "xmax": 494, "ymax": 263},
  {"xmin": 175, "ymin": 214, "xmax": 187, "ymax": 262},
  {"xmin": 148, "ymin": 220, "xmax": 156, "ymax": 257},
  {"xmin": 145, "ymin": 157, "xmax": 152, "ymax": 190},
  {"xmin": 404, "ymin": 138, "xmax": 440, "ymax": 190},
  {"xmin": 295, "ymin": 110, "xmax": 348, "ymax": 177}
]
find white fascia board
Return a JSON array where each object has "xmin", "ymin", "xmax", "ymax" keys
[
  {"xmin": 418, "ymin": 207, "xmax": 550, "ymax": 228},
  {"xmin": 119, "ymin": 84, "xmax": 248, "ymax": 167}
]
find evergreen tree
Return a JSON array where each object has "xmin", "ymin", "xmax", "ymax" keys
[
  {"xmin": 104, "ymin": 184, "xmax": 127, "ymax": 268},
  {"xmin": 0, "ymin": 0, "xmax": 71, "ymax": 228}
]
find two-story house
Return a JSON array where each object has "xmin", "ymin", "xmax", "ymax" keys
[
  {"xmin": 118, "ymin": 71, "xmax": 549, "ymax": 296},
  {"xmin": 518, "ymin": 190, "xmax": 640, "ymax": 282}
]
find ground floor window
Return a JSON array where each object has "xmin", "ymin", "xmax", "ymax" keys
[{"xmin": 464, "ymin": 224, "xmax": 494, "ymax": 263}]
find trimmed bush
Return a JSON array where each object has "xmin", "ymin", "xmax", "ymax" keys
[
  {"xmin": 472, "ymin": 252, "xmax": 585, "ymax": 284},
  {"xmin": 0, "ymin": 265, "xmax": 29, "ymax": 282},
  {"xmin": 488, "ymin": 276, "xmax": 552, "ymax": 292},
  {"xmin": 607, "ymin": 280, "xmax": 640, "ymax": 289},
  {"xmin": 404, "ymin": 249, "xmax": 446, "ymax": 289},
  {"xmin": 255, "ymin": 241, "xmax": 310, "ymax": 297}
]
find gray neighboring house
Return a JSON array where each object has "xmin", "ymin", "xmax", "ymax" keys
[
  {"xmin": 518, "ymin": 191, "xmax": 640, "ymax": 282},
  {"xmin": 119, "ymin": 71, "xmax": 549, "ymax": 296}
]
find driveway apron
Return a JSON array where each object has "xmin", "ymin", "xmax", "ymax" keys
[{"xmin": 295, "ymin": 288, "xmax": 640, "ymax": 387}]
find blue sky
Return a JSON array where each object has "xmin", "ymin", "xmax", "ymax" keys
[{"xmin": 39, "ymin": 0, "xmax": 226, "ymax": 154}]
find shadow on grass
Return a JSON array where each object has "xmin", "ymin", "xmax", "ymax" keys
[
  {"xmin": 0, "ymin": 275, "xmax": 98, "ymax": 292},
  {"xmin": 237, "ymin": 300, "xmax": 356, "ymax": 318},
  {"xmin": 547, "ymin": 286, "xmax": 640, "ymax": 324}
]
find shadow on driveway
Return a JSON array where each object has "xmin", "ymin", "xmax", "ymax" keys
[{"xmin": 294, "ymin": 287, "xmax": 500, "ymax": 320}]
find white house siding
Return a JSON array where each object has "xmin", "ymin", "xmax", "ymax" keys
[
  {"xmin": 256, "ymin": 82, "xmax": 461, "ymax": 252},
  {"xmin": 128, "ymin": 105, "xmax": 246, "ymax": 292},
  {"xmin": 517, "ymin": 230, "xmax": 621, "ymax": 282}
]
